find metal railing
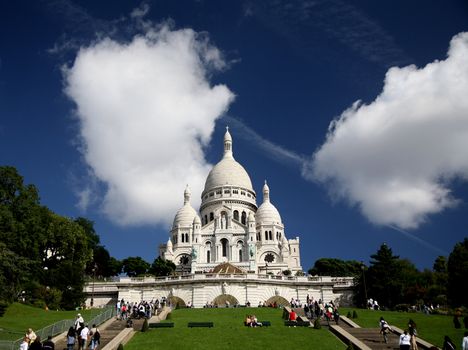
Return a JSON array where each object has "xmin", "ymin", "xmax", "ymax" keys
[{"xmin": 0, "ymin": 307, "xmax": 116, "ymax": 350}]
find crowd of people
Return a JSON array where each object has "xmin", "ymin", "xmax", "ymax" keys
[
  {"xmin": 116, "ymin": 298, "xmax": 162, "ymax": 321},
  {"xmin": 20, "ymin": 314, "xmax": 101, "ymax": 350}
]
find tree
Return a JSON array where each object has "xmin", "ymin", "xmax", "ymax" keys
[
  {"xmin": 367, "ymin": 243, "xmax": 402, "ymax": 308},
  {"xmin": 0, "ymin": 166, "xmax": 96, "ymax": 309},
  {"xmin": 122, "ymin": 257, "xmax": 150, "ymax": 277},
  {"xmin": 447, "ymin": 238, "xmax": 468, "ymax": 307},
  {"xmin": 149, "ymin": 257, "xmax": 175, "ymax": 277},
  {"xmin": 309, "ymin": 258, "xmax": 362, "ymax": 277}
]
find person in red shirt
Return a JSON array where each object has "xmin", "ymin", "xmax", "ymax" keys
[{"xmin": 289, "ymin": 310, "xmax": 297, "ymax": 322}]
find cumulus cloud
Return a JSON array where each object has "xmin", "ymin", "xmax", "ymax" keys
[
  {"xmin": 63, "ymin": 24, "xmax": 234, "ymax": 226},
  {"xmin": 307, "ymin": 32, "xmax": 468, "ymax": 229}
]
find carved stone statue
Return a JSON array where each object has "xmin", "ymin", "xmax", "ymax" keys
[
  {"xmin": 249, "ymin": 244, "xmax": 256, "ymax": 258},
  {"xmin": 191, "ymin": 247, "xmax": 198, "ymax": 259}
]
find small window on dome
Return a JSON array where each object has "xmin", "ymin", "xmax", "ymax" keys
[
  {"xmin": 224, "ymin": 190, "xmax": 230, "ymax": 194},
  {"xmin": 210, "ymin": 212, "xmax": 214, "ymax": 221},
  {"xmin": 216, "ymin": 190, "xmax": 221, "ymax": 195},
  {"xmin": 247, "ymin": 193, "xmax": 251, "ymax": 197},
  {"xmin": 209, "ymin": 192, "xmax": 214, "ymax": 197},
  {"xmin": 241, "ymin": 191, "xmax": 246, "ymax": 195},
  {"xmin": 233, "ymin": 189, "xmax": 238, "ymax": 194}
]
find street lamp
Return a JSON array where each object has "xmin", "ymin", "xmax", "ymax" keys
[
  {"xmin": 91, "ymin": 263, "xmax": 97, "ymax": 307},
  {"xmin": 361, "ymin": 263, "xmax": 368, "ymax": 307}
]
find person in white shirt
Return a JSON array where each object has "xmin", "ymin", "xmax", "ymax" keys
[
  {"xmin": 19, "ymin": 336, "xmax": 29, "ymax": 350},
  {"xmin": 462, "ymin": 331, "xmax": 468, "ymax": 350},
  {"xmin": 399, "ymin": 330, "xmax": 411, "ymax": 350},
  {"xmin": 80, "ymin": 325, "xmax": 89, "ymax": 350}
]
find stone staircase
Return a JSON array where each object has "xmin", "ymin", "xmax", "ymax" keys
[
  {"xmin": 52, "ymin": 317, "xmax": 146, "ymax": 350},
  {"xmin": 343, "ymin": 327, "xmax": 400, "ymax": 350}
]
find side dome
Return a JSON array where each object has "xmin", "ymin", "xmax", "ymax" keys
[
  {"xmin": 255, "ymin": 181, "xmax": 282, "ymax": 224},
  {"xmin": 203, "ymin": 128, "xmax": 254, "ymax": 192},
  {"xmin": 173, "ymin": 185, "xmax": 197, "ymax": 228}
]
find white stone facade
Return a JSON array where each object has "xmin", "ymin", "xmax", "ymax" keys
[
  {"xmin": 159, "ymin": 129, "xmax": 302, "ymax": 275},
  {"xmin": 85, "ymin": 275, "xmax": 354, "ymax": 308}
]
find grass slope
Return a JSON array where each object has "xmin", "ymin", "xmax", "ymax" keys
[
  {"xmin": 126, "ymin": 308, "xmax": 346, "ymax": 350},
  {"xmin": 341, "ymin": 307, "xmax": 466, "ymax": 348},
  {"xmin": 0, "ymin": 303, "xmax": 102, "ymax": 341}
]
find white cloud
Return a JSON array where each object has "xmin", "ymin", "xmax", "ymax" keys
[
  {"xmin": 307, "ymin": 32, "xmax": 468, "ymax": 229},
  {"xmin": 63, "ymin": 24, "xmax": 234, "ymax": 226}
]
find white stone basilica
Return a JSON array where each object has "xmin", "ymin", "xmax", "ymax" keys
[
  {"xmin": 84, "ymin": 129, "xmax": 354, "ymax": 309},
  {"xmin": 159, "ymin": 128, "xmax": 302, "ymax": 275}
]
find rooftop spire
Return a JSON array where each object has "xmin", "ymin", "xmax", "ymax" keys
[
  {"xmin": 223, "ymin": 126, "xmax": 233, "ymax": 158},
  {"xmin": 263, "ymin": 180, "xmax": 270, "ymax": 203},
  {"xmin": 184, "ymin": 184, "xmax": 191, "ymax": 204}
]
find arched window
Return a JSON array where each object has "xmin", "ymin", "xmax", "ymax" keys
[
  {"xmin": 181, "ymin": 234, "xmax": 184, "ymax": 243},
  {"xmin": 221, "ymin": 238, "xmax": 228, "ymax": 258},
  {"xmin": 269, "ymin": 231, "xmax": 272, "ymax": 240},
  {"xmin": 210, "ymin": 212, "xmax": 214, "ymax": 221},
  {"xmin": 233, "ymin": 210, "xmax": 239, "ymax": 221},
  {"xmin": 241, "ymin": 211, "xmax": 246, "ymax": 224},
  {"xmin": 205, "ymin": 242, "xmax": 212, "ymax": 263},
  {"xmin": 239, "ymin": 249, "xmax": 243, "ymax": 262},
  {"xmin": 185, "ymin": 233, "xmax": 189, "ymax": 243},
  {"xmin": 204, "ymin": 215, "xmax": 208, "ymax": 225},
  {"xmin": 265, "ymin": 231, "xmax": 268, "ymax": 240}
]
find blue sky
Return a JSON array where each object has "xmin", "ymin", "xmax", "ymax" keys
[{"xmin": 1, "ymin": 0, "xmax": 468, "ymax": 271}]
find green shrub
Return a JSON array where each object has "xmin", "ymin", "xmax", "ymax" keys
[
  {"xmin": 117, "ymin": 344, "xmax": 124, "ymax": 350},
  {"xmin": 141, "ymin": 318, "xmax": 149, "ymax": 332},
  {"xmin": 352, "ymin": 310, "xmax": 358, "ymax": 319},
  {"xmin": 314, "ymin": 318, "xmax": 321, "ymax": 329},
  {"xmin": 346, "ymin": 311, "xmax": 352, "ymax": 318}
]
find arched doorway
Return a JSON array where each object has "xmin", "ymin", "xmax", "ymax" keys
[
  {"xmin": 265, "ymin": 296, "xmax": 290, "ymax": 307},
  {"xmin": 212, "ymin": 294, "xmax": 239, "ymax": 307},
  {"xmin": 168, "ymin": 296, "xmax": 187, "ymax": 308}
]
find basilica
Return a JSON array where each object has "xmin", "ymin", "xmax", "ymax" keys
[
  {"xmin": 85, "ymin": 129, "xmax": 354, "ymax": 308},
  {"xmin": 159, "ymin": 128, "xmax": 302, "ymax": 275}
]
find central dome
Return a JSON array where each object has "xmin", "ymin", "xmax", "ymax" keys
[
  {"xmin": 204, "ymin": 157, "xmax": 253, "ymax": 191},
  {"xmin": 203, "ymin": 128, "xmax": 254, "ymax": 192}
]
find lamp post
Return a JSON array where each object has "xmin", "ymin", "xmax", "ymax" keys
[
  {"xmin": 361, "ymin": 263, "xmax": 368, "ymax": 307},
  {"xmin": 91, "ymin": 263, "xmax": 97, "ymax": 307}
]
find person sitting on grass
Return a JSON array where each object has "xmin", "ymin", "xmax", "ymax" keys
[
  {"xmin": 245, "ymin": 315, "xmax": 251, "ymax": 326},
  {"xmin": 252, "ymin": 315, "xmax": 262, "ymax": 327},
  {"xmin": 289, "ymin": 309, "xmax": 297, "ymax": 322}
]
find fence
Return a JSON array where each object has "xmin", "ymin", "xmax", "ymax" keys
[{"xmin": 0, "ymin": 307, "xmax": 116, "ymax": 350}]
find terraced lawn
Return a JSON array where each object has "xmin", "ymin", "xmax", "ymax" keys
[
  {"xmin": 0, "ymin": 303, "xmax": 103, "ymax": 341},
  {"xmin": 126, "ymin": 307, "xmax": 346, "ymax": 350},
  {"xmin": 341, "ymin": 307, "xmax": 466, "ymax": 348}
]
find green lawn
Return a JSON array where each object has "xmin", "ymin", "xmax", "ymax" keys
[
  {"xmin": 126, "ymin": 308, "xmax": 346, "ymax": 350},
  {"xmin": 0, "ymin": 303, "xmax": 102, "ymax": 341},
  {"xmin": 341, "ymin": 307, "xmax": 466, "ymax": 348}
]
